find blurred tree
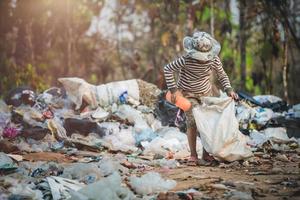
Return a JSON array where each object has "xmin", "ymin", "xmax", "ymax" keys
[{"xmin": 0, "ymin": 0, "xmax": 300, "ymax": 103}]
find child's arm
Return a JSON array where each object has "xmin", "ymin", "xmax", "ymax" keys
[
  {"xmin": 211, "ymin": 56, "xmax": 232, "ymax": 91},
  {"xmin": 164, "ymin": 56, "xmax": 185, "ymax": 91}
]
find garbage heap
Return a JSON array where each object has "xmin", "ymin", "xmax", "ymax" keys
[
  {"xmin": 0, "ymin": 78, "xmax": 299, "ymax": 200},
  {"xmin": 235, "ymin": 91, "xmax": 300, "ymax": 150}
]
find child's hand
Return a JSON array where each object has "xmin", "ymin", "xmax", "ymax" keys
[{"xmin": 227, "ymin": 90, "xmax": 239, "ymax": 100}]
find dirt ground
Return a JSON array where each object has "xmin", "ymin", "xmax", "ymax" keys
[
  {"xmin": 153, "ymin": 152, "xmax": 300, "ymax": 200},
  {"xmin": 1, "ymin": 141, "xmax": 299, "ymax": 200}
]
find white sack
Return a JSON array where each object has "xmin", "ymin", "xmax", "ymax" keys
[
  {"xmin": 193, "ymin": 97, "xmax": 253, "ymax": 162},
  {"xmin": 58, "ymin": 77, "xmax": 139, "ymax": 110}
]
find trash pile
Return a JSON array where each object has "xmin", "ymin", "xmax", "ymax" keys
[
  {"xmin": 0, "ymin": 78, "xmax": 299, "ymax": 199},
  {"xmin": 0, "ymin": 78, "xmax": 198, "ymax": 199},
  {"xmin": 236, "ymin": 91, "xmax": 300, "ymax": 151}
]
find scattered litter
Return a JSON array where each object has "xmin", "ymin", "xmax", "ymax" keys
[
  {"xmin": 46, "ymin": 176, "xmax": 85, "ymax": 200},
  {"xmin": 0, "ymin": 152, "xmax": 17, "ymax": 172},
  {"xmin": 72, "ymin": 172, "xmax": 135, "ymax": 200},
  {"xmin": 129, "ymin": 172, "xmax": 177, "ymax": 195},
  {"xmin": 224, "ymin": 190, "xmax": 254, "ymax": 200},
  {"xmin": 0, "ymin": 79, "xmax": 299, "ymax": 199}
]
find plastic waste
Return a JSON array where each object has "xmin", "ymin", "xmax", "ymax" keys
[
  {"xmin": 0, "ymin": 112, "xmax": 11, "ymax": 137},
  {"xmin": 13, "ymin": 105, "xmax": 47, "ymax": 128},
  {"xmin": 8, "ymin": 181, "xmax": 44, "ymax": 200},
  {"xmin": 151, "ymin": 158, "xmax": 180, "ymax": 169},
  {"xmin": 30, "ymin": 162, "xmax": 64, "ymax": 178},
  {"xmin": 91, "ymin": 107, "xmax": 109, "ymax": 121},
  {"xmin": 115, "ymin": 104, "xmax": 150, "ymax": 132},
  {"xmin": 129, "ymin": 172, "xmax": 176, "ymax": 195},
  {"xmin": 238, "ymin": 92, "xmax": 289, "ymax": 112},
  {"xmin": 237, "ymin": 91, "xmax": 263, "ymax": 106},
  {"xmin": 45, "ymin": 176, "xmax": 85, "ymax": 200},
  {"xmin": 253, "ymin": 95, "xmax": 282, "ymax": 104},
  {"xmin": 193, "ymin": 97, "xmax": 253, "ymax": 162},
  {"xmin": 48, "ymin": 118, "xmax": 68, "ymax": 139},
  {"xmin": 0, "ymin": 152, "xmax": 17, "ymax": 172},
  {"xmin": 2, "ymin": 124, "xmax": 21, "ymax": 138},
  {"xmin": 0, "ymin": 100, "xmax": 10, "ymax": 113},
  {"xmin": 119, "ymin": 91, "xmax": 128, "ymax": 104},
  {"xmin": 134, "ymin": 128, "xmax": 157, "ymax": 146},
  {"xmin": 266, "ymin": 116, "xmax": 300, "ymax": 138},
  {"xmin": 224, "ymin": 190, "xmax": 253, "ymax": 200},
  {"xmin": 253, "ymin": 107, "xmax": 276, "ymax": 126},
  {"xmin": 293, "ymin": 104, "xmax": 300, "ymax": 118},
  {"xmin": 50, "ymin": 141, "xmax": 65, "ymax": 150},
  {"xmin": 36, "ymin": 87, "xmax": 67, "ymax": 109},
  {"xmin": 235, "ymin": 102, "xmax": 257, "ymax": 129},
  {"xmin": 142, "ymin": 127, "xmax": 203, "ymax": 159},
  {"xmin": 263, "ymin": 127, "xmax": 290, "ymax": 142},
  {"xmin": 58, "ymin": 77, "xmax": 139, "ymax": 109},
  {"xmin": 98, "ymin": 157, "xmax": 122, "ymax": 176},
  {"xmin": 103, "ymin": 127, "xmax": 138, "ymax": 153},
  {"xmin": 72, "ymin": 172, "xmax": 135, "ymax": 200},
  {"xmin": 248, "ymin": 130, "xmax": 268, "ymax": 147},
  {"xmin": 98, "ymin": 122, "xmax": 120, "ymax": 135},
  {"xmin": 5, "ymin": 86, "xmax": 36, "ymax": 107},
  {"xmin": 62, "ymin": 163, "xmax": 102, "ymax": 184}
]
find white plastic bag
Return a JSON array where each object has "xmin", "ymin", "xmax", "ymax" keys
[
  {"xmin": 193, "ymin": 97, "xmax": 253, "ymax": 162},
  {"xmin": 73, "ymin": 172, "xmax": 135, "ymax": 200},
  {"xmin": 58, "ymin": 77, "xmax": 139, "ymax": 109},
  {"xmin": 129, "ymin": 172, "xmax": 176, "ymax": 195},
  {"xmin": 142, "ymin": 127, "xmax": 203, "ymax": 159}
]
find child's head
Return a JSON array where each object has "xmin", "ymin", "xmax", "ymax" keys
[{"xmin": 183, "ymin": 31, "xmax": 220, "ymax": 62}]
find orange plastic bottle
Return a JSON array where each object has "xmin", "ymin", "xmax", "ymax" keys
[{"xmin": 165, "ymin": 90, "xmax": 192, "ymax": 111}]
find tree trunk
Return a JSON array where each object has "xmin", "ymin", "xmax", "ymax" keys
[
  {"xmin": 210, "ymin": 0, "xmax": 214, "ymax": 37},
  {"xmin": 65, "ymin": 0, "xmax": 72, "ymax": 76},
  {"xmin": 283, "ymin": 27, "xmax": 289, "ymax": 102},
  {"xmin": 239, "ymin": 0, "xmax": 246, "ymax": 90}
]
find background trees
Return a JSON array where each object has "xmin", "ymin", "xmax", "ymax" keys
[{"xmin": 0, "ymin": 0, "xmax": 299, "ymax": 103}]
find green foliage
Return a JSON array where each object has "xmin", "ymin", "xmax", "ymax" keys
[{"xmin": 202, "ymin": 7, "xmax": 211, "ymax": 22}]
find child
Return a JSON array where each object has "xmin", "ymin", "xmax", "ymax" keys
[{"xmin": 164, "ymin": 31, "xmax": 238, "ymax": 165}]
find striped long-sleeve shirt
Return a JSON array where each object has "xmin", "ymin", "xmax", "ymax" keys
[{"xmin": 164, "ymin": 55, "xmax": 232, "ymax": 94}]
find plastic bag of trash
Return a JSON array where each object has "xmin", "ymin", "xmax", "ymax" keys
[
  {"xmin": 129, "ymin": 172, "xmax": 176, "ymax": 195},
  {"xmin": 155, "ymin": 92, "xmax": 186, "ymax": 132},
  {"xmin": 193, "ymin": 97, "xmax": 253, "ymax": 162},
  {"xmin": 58, "ymin": 77, "xmax": 139, "ymax": 110},
  {"xmin": 71, "ymin": 172, "xmax": 135, "ymax": 200}
]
